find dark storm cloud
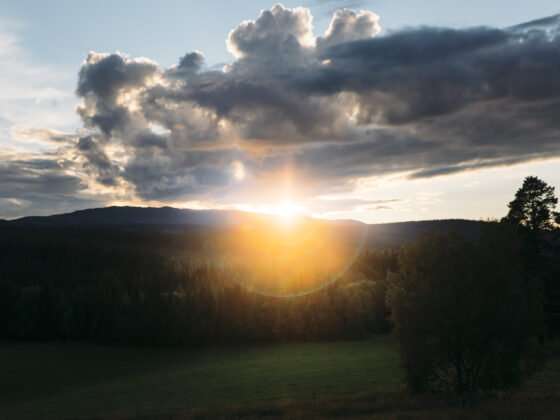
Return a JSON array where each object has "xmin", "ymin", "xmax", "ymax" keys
[
  {"xmin": 135, "ymin": 132, "xmax": 168, "ymax": 149},
  {"xmin": 121, "ymin": 146, "xmax": 243, "ymax": 200},
  {"xmin": 0, "ymin": 156, "xmax": 100, "ymax": 219},
  {"xmin": 407, "ymin": 157, "xmax": 533, "ymax": 179},
  {"xmin": 169, "ymin": 76, "xmax": 348, "ymax": 142},
  {"xmin": 77, "ymin": 52, "xmax": 158, "ymax": 100},
  {"xmin": 0, "ymin": 160, "xmax": 81, "ymax": 196},
  {"xmin": 307, "ymin": 26, "xmax": 560, "ymax": 123},
  {"xmin": 285, "ymin": 131, "xmax": 438, "ymax": 183},
  {"xmin": 71, "ymin": 5, "xmax": 560, "ymax": 202},
  {"xmin": 287, "ymin": 99, "xmax": 560, "ymax": 184}
]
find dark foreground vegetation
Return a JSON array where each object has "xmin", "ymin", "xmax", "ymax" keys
[
  {"xmin": 1, "ymin": 338, "xmax": 559, "ymax": 419},
  {"xmin": 1, "ymin": 176, "xmax": 559, "ymax": 418}
]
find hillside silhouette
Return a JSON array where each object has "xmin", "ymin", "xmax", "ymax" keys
[{"xmin": 5, "ymin": 206, "xmax": 483, "ymax": 247}]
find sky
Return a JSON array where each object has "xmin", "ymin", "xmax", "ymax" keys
[{"xmin": 1, "ymin": 0, "xmax": 559, "ymax": 222}]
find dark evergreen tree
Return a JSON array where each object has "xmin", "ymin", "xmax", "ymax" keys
[{"xmin": 503, "ymin": 176, "xmax": 559, "ymax": 231}]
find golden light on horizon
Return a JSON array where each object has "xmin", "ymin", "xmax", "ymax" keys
[{"xmin": 270, "ymin": 200, "xmax": 306, "ymax": 226}]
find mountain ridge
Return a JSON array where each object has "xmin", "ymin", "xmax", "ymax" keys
[
  {"xmin": 3, "ymin": 206, "xmax": 484, "ymax": 248},
  {"xmin": 5, "ymin": 205, "xmax": 479, "ymax": 227}
]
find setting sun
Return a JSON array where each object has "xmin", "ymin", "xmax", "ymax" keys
[{"xmin": 271, "ymin": 201, "xmax": 306, "ymax": 225}]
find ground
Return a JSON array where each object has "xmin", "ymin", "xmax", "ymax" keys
[
  {"xmin": 0, "ymin": 337, "xmax": 402, "ymax": 419},
  {"xmin": 2, "ymin": 337, "xmax": 559, "ymax": 420}
]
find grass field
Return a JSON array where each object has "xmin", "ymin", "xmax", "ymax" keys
[
  {"xmin": 3, "ymin": 338, "xmax": 559, "ymax": 420},
  {"xmin": 0, "ymin": 337, "xmax": 403, "ymax": 419}
]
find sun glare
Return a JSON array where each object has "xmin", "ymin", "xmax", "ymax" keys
[
  {"xmin": 272, "ymin": 201, "xmax": 305, "ymax": 225},
  {"xmin": 232, "ymin": 161, "xmax": 246, "ymax": 181}
]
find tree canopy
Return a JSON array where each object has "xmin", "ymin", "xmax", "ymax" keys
[
  {"xmin": 503, "ymin": 176, "xmax": 559, "ymax": 231},
  {"xmin": 387, "ymin": 226, "xmax": 539, "ymax": 396}
]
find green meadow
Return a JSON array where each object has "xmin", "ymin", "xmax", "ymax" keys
[{"xmin": 1, "ymin": 337, "xmax": 402, "ymax": 419}]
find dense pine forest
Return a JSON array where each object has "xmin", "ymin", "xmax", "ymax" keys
[{"xmin": 0, "ymin": 222, "xmax": 396, "ymax": 344}]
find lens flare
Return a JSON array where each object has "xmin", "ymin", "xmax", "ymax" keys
[{"xmin": 223, "ymin": 214, "xmax": 369, "ymax": 298}]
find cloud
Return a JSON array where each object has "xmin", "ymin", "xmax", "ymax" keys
[
  {"xmin": 167, "ymin": 51, "xmax": 205, "ymax": 79},
  {"xmin": 13, "ymin": 128, "xmax": 77, "ymax": 145},
  {"xmin": 56, "ymin": 6, "xmax": 560, "ymax": 207},
  {"xmin": 76, "ymin": 136, "xmax": 121, "ymax": 186},
  {"xmin": 0, "ymin": 24, "xmax": 77, "ymax": 147},
  {"xmin": 0, "ymin": 152, "xmax": 100, "ymax": 219},
  {"xmin": 317, "ymin": 9, "xmax": 381, "ymax": 51},
  {"xmin": 508, "ymin": 13, "xmax": 560, "ymax": 35},
  {"xmin": 313, "ymin": 197, "xmax": 400, "ymax": 212},
  {"xmin": 227, "ymin": 4, "xmax": 315, "ymax": 62},
  {"xmin": 314, "ymin": 26, "xmax": 560, "ymax": 121},
  {"xmin": 76, "ymin": 52, "xmax": 160, "ymax": 136},
  {"xmin": 0, "ymin": 24, "xmax": 91, "ymax": 218}
]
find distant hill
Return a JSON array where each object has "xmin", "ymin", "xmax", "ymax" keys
[
  {"xmin": 8, "ymin": 206, "xmax": 248, "ymax": 228},
  {"xmin": 364, "ymin": 219, "xmax": 483, "ymax": 247},
  {"xmin": 4, "ymin": 206, "xmax": 485, "ymax": 248}
]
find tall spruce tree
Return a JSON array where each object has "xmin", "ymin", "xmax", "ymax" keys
[{"xmin": 503, "ymin": 176, "xmax": 559, "ymax": 231}]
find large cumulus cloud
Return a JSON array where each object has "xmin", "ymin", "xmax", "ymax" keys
[
  {"xmin": 71, "ymin": 4, "xmax": 560, "ymax": 203},
  {"xmin": 227, "ymin": 4, "xmax": 315, "ymax": 63},
  {"xmin": 317, "ymin": 9, "xmax": 381, "ymax": 51}
]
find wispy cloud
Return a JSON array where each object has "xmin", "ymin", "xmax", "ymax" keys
[
  {"xmin": 0, "ymin": 22, "xmax": 87, "ymax": 218},
  {"xmin": 0, "ymin": 22, "xmax": 78, "ymax": 152}
]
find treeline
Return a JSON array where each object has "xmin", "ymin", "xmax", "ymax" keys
[
  {"xmin": 0, "ymin": 221, "xmax": 558, "ymax": 349},
  {"xmin": 0, "ymin": 226, "xmax": 396, "ymax": 344}
]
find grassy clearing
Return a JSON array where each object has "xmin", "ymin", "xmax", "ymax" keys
[
  {"xmin": 0, "ymin": 337, "xmax": 402, "ymax": 420},
  {"xmin": 187, "ymin": 351, "xmax": 560, "ymax": 420},
  {"xmin": 3, "ymin": 338, "xmax": 558, "ymax": 420}
]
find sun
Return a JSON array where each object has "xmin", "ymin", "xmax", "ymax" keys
[{"xmin": 272, "ymin": 201, "xmax": 305, "ymax": 225}]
